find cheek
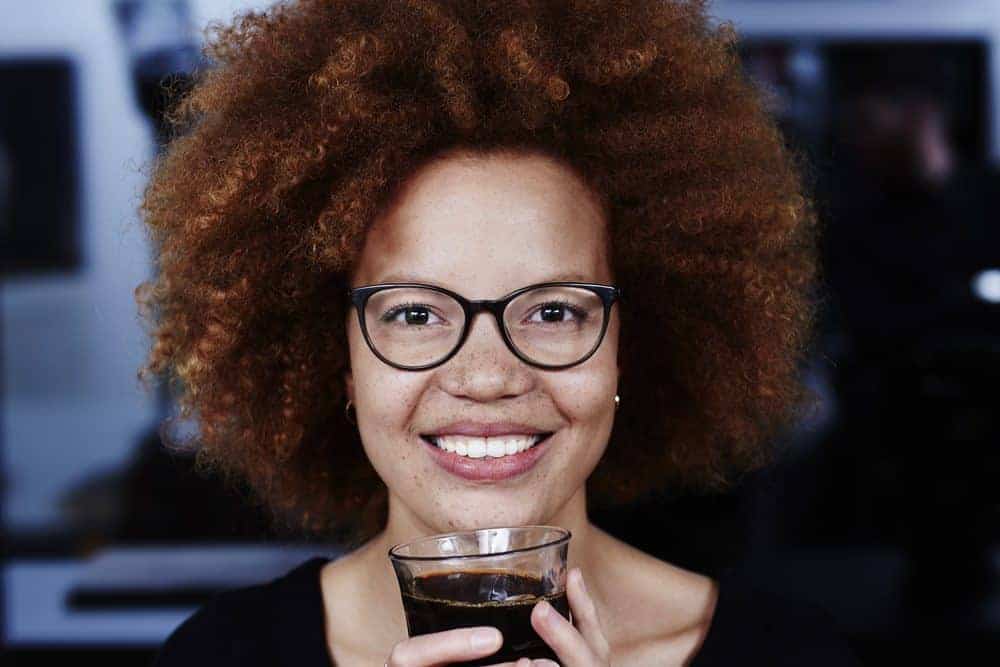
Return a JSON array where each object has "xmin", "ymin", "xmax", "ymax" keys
[
  {"xmin": 552, "ymin": 375, "xmax": 615, "ymax": 419},
  {"xmin": 554, "ymin": 328, "xmax": 619, "ymax": 419},
  {"xmin": 354, "ymin": 367, "xmax": 422, "ymax": 433},
  {"xmin": 352, "ymin": 369, "xmax": 430, "ymax": 490},
  {"xmin": 346, "ymin": 328, "xmax": 425, "ymax": 445},
  {"xmin": 547, "ymin": 342, "xmax": 619, "ymax": 469},
  {"xmin": 547, "ymin": 371, "xmax": 617, "ymax": 464}
]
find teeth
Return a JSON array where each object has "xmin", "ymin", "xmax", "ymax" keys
[
  {"xmin": 468, "ymin": 439, "xmax": 486, "ymax": 458},
  {"xmin": 429, "ymin": 434, "xmax": 545, "ymax": 458},
  {"xmin": 486, "ymin": 440, "xmax": 505, "ymax": 458}
]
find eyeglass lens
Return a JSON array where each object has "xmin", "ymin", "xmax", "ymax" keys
[{"xmin": 363, "ymin": 285, "xmax": 606, "ymax": 367}]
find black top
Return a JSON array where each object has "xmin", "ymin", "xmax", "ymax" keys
[{"xmin": 152, "ymin": 556, "xmax": 863, "ymax": 666}]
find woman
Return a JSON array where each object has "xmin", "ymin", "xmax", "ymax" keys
[{"xmin": 138, "ymin": 0, "xmax": 859, "ymax": 664}]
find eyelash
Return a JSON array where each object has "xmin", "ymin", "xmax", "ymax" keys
[
  {"xmin": 380, "ymin": 302, "xmax": 445, "ymax": 324},
  {"xmin": 528, "ymin": 300, "xmax": 589, "ymax": 324},
  {"xmin": 379, "ymin": 300, "xmax": 588, "ymax": 324}
]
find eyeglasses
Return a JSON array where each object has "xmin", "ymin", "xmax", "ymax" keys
[{"xmin": 347, "ymin": 281, "xmax": 623, "ymax": 371}]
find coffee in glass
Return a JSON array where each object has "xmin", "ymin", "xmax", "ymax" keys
[{"xmin": 389, "ymin": 526, "xmax": 571, "ymax": 665}]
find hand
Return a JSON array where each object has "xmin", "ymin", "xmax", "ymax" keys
[
  {"xmin": 526, "ymin": 567, "xmax": 612, "ymax": 666},
  {"xmin": 385, "ymin": 626, "xmax": 503, "ymax": 666}
]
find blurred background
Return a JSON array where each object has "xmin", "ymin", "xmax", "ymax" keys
[{"xmin": 2, "ymin": 0, "xmax": 999, "ymax": 664}]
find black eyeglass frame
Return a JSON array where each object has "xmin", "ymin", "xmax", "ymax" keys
[{"xmin": 347, "ymin": 281, "xmax": 623, "ymax": 371}]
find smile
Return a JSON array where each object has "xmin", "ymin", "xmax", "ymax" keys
[
  {"xmin": 419, "ymin": 432, "xmax": 555, "ymax": 481},
  {"xmin": 419, "ymin": 433, "xmax": 553, "ymax": 458}
]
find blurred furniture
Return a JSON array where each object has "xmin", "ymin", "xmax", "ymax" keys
[{"xmin": 4, "ymin": 543, "xmax": 341, "ymax": 656}]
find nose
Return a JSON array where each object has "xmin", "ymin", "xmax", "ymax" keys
[{"xmin": 436, "ymin": 310, "xmax": 533, "ymax": 402}]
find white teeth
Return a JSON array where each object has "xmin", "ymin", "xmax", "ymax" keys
[
  {"xmin": 430, "ymin": 434, "xmax": 545, "ymax": 458},
  {"xmin": 467, "ymin": 439, "xmax": 487, "ymax": 458}
]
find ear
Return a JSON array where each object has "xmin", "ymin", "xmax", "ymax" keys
[{"xmin": 343, "ymin": 368, "xmax": 355, "ymax": 403}]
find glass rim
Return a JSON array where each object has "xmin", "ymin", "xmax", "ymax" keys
[
  {"xmin": 350, "ymin": 280, "xmax": 621, "ymax": 371},
  {"xmin": 363, "ymin": 283, "xmax": 609, "ymax": 320},
  {"xmin": 387, "ymin": 525, "xmax": 572, "ymax": 562}
]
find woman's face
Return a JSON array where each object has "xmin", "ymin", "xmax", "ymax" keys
[{"xmin": 345, "ymin": 150, "xmax": 619, "ymax": 534}]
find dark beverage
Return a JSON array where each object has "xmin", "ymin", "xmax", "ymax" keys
[{"xmin": 401, "ymin": 570, "xmax": 571, "ymax": 665}]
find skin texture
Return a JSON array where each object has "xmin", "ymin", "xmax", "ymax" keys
[
  {"xmin": 322, "ymin": 150, "xmax": 718, "ymax": 666},
  {"xmin": 345, "ymin": 150, "xmax": 617, "ymax": 541}
]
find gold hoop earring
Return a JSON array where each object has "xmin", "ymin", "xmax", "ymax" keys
[
  {"xmin": 345, "ymin": 398, "xmax": 356, "ymax": 425},
  {"xmin": 614, "ymin": 394, "xmax": 620, "ymax": 410}
]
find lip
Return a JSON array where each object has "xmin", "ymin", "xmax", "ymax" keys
[
  {"xmin": 421, "ymin": 432, "xmax": 554, "ymax": 482},
  {"xmin": 422, "ymin": 420, "xmax": 551, "ymax": 438}
]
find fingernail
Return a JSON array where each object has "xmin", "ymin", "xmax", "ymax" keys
[
  {"xmin": 470, "ymin": 627, "xmax": 500, "ymax": 650},
  {"xmin": 574, "ymin": 568, "xmax": 587, "ymax": 595},
  {"xmin": 536, "ymin": 599, "xmax": 551, "ymax": 619}
]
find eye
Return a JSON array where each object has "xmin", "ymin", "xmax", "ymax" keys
[
  {"xmin": 380, "ymin": 303, "xmax": 446, "ymax": 326},
  {"xmin": 526, "ymin": 301, "xmax": 589, "ymax": 325}
]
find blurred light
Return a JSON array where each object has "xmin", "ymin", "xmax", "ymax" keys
[
  {"xmin": 971, "ymin": 269, "xmax": 1000, "ymax": 303},
  {"xmin": 789, "ymin": 43, "xmax": 824, "ymax": 86}
]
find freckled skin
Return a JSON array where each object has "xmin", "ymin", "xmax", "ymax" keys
[{"xmin": 343, "ymin": 149, "xmax": 620, "ymax": 542}]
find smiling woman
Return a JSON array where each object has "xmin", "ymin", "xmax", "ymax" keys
[{"xmin": 136, "ymin": 0, "xmax": 859, "ymax": 665}]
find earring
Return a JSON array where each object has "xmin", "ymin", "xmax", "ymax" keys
[
  {"xmin": 345, "ymin": 398, "xmax": 356, "ymax": 425},
  {"xmin": 614, "ymin": 394, "xmax": 620, "ymax": 410}
]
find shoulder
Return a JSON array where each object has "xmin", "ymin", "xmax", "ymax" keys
[
  {"xmin": 584, "ymin": 527, "xmax": 719, "ymax": 662},
  {"xmin": 152, "ymin": 587, "xmax": 268, "ymax": 666},
  {"xmin": 152, "ymin": 556, "xmax": 331, "ymax": 667},
  {"xmin": 691, "ymin": 570, "xmax": 863, "ymax": 667},
  {"xmin": 589, "ymin": 528, "xmax": 861, "ymax": 666}
]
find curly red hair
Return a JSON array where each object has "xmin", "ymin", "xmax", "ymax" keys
[{"xmin": 136, "ymin": 0, "xmax": 821, "ymax": 546}]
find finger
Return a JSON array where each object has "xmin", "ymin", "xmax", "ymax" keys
[
  {"xmin": 387, "ymin": 627, "xmax": 502, "ymax": 667},
  {"xmin": 531, "ymin": 598, "xmax": 594, "ymax": 666},
  {"xmin": 567, "ymin": 568, "xmax": 611, "ymax": 659},
  {"xmin": 484, "ymin": 659, "xmax": 533, "ymax": 667}
]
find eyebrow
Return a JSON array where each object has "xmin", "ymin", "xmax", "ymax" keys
[{"xmin": 373, "ymin": 271, "xmax": 596, "ymax": 286}]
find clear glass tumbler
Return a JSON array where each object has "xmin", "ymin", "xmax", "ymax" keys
[{"xmin": 388, "ymin": 525, "xmax": 572, "ymax": 665}]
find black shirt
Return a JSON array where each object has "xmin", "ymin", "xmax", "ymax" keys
[{"xmin": 152, "ymin": 556, "xmax": 863, "ymax": 666}]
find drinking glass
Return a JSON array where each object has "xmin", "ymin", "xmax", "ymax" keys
[{"xmin": 388, "ymin": 525, "xmax": 572, "ymax": 665}]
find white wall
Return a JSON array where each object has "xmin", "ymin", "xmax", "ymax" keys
[{"xmin": 0, "ymin": 0, "xmax": 275, "ymax": 534}]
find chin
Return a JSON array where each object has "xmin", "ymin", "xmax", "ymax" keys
[{"xmin": 432, "ymin": 506, "xmax": 546, "ymax": 534}]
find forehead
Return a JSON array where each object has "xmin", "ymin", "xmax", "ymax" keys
[{"xmin": 354, "ymin": 151, "xmax": 610, "ymax": 296}]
